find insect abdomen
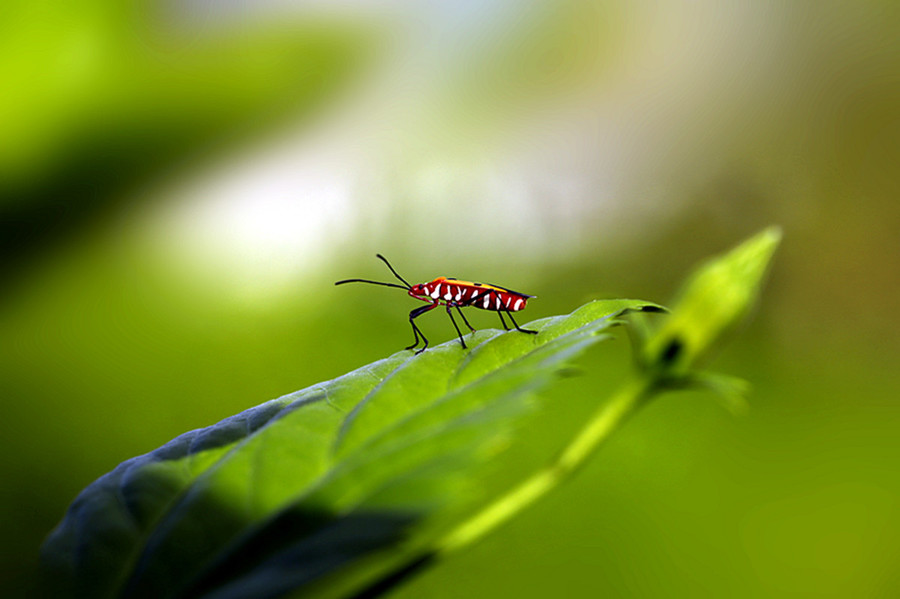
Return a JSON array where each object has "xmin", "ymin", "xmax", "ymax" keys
[
  {"xmin": 422, "ymin": 278, "xmax": 531, "ymax": 312},
  {"xmin": 473, "ymin": 289, "xmax": 528, "ymax": 312}
]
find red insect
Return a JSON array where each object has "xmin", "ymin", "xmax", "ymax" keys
[{"xmin": 335, "ymin": 254, "xmax": 537, "ymax": 354}]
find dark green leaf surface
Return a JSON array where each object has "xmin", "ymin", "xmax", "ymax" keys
[{"xmin": 41, "ymin": 299, "xmax": 661, "ymax": 599}]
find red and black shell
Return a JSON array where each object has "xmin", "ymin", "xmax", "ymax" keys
[{"xmin": 408, "ymin": 277, "xmax": 534, "ymax": 312}]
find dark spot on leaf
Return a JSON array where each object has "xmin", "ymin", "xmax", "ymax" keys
[
  {"xmin": 555, "ymin": 366, "xmax": 584, "ymax": 378},
  {"xmin": 639, "ymin": 305, "xmax": 668, "ymax": 313},
  {"xmin": 661, "ymin": 338, "xmax": 683, "ymax": 363}
]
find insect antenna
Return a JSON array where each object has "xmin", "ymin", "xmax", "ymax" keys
[
  {"xmin": 333, "ymin": 278, "xmax": 408, "ymax": 290},
  {"xmin": 334, "ymin": 254, "xmax": 412, "ymax": 290},
  {"xmin": 375, "ymin": 254, "xmax": 413, "ymax": 288}
]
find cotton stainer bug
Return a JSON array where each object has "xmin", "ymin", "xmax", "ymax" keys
[{"xmin": 335, "ymin": 254, "xmax": 537, "ymax": 354}]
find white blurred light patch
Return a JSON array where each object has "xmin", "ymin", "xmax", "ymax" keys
[{"xmin": 147, "ymin": 140, "xmax": 355, "ymax": 304}]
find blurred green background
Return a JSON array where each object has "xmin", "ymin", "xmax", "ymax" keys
[{"xmin": 2, "ymin": 1, "xmax": 899, "ymax": 597}]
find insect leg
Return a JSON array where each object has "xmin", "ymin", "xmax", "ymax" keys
[
  {"xmin": 460, "ymin": 290, "xmax": 481, "ymax": 307},
  {"xmin": 479, "ymin": 290, "xmax": 512, "ymax": 330},
  {"xmin": 506, "ymin": 310, "xmax": 538, "ymax": 335},
  {"xmin": 461, "ymin": 288, "xmax": 494, "ymax": 309},
  {"xmin": 496, "ymin": 309, "xmax": 511, "ymax": 331},
  {"xmin": 454, "ymin": 305, "xmax": 477, "ymax": 333},
  {"xmin": 444, "ymin": 305, "xmax": 467, "ymax": 349},
  {"xmin": 463, "ymin": 290, "xmax": 513, "ymax": 332},
  {"xmin": 407, "ymin": 303, "xmax": 438, "ymax": 354}
]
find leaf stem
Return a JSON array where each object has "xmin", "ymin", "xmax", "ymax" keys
[{"xmin": 436, "ymin": 375, "xmax": 655, "ymax": 555}]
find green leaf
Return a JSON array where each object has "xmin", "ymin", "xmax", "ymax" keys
[{"xmin": 40, "ymin": 299, "xmax": 661, "ymax": 599}]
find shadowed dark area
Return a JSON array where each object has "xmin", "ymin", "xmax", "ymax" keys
[
  {"xmin": 42, "ymin": 455, "xmax": 420, "ymax": 599},
  {"xmin": 349, "ymin": 553, "xmax": 437, "ymax": 599},
  {"xmin": 180, "ymin": 509, "xmax": 419, "ymax": 599}
]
